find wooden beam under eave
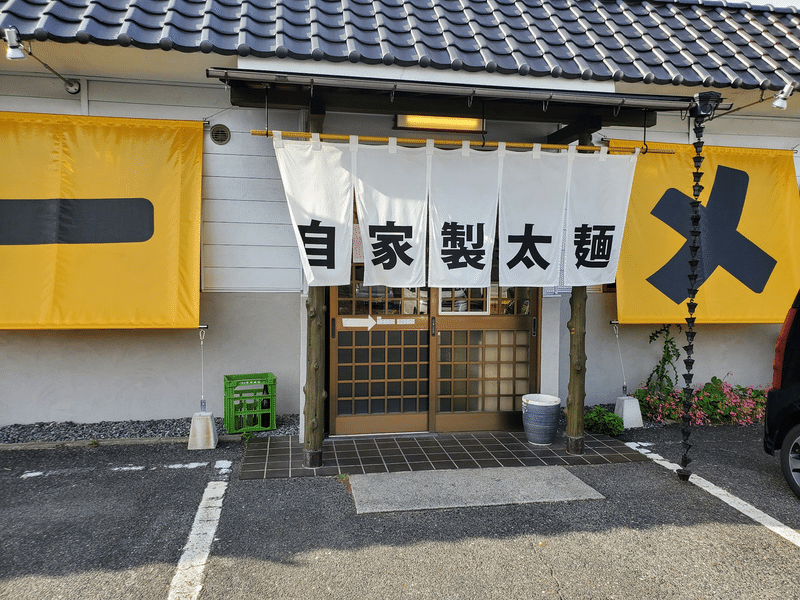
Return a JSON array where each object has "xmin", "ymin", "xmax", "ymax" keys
[{"xmin": 546, "ymin": 115, "xmax": 603, "ymax": 145}]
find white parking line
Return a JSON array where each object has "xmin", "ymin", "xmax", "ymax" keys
[
  {"xmin": 214, "ymin": 460, "xmax": 232, "ymax": 475},
  {"xmin": 18, "ymin": 462, "xmax": 220, "ymax": 478},
  {"xmin": 627, "ymin": 442, "xmax": 800, "ymax": 548},
  {"xmin": 168, "ymin": 480, "xmax": 228, "ymax": 600}
]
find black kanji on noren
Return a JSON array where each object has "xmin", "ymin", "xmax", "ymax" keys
[
  {"xmin": 441, "ymin": 221, "xmax": 486, "ymax": 270},
  {"xmin": 647, "ymin": 165, "xmax": 777, "ymax": 304},
  {"xmin": 506, "ymin": 223, "xmax": 553, "ymax": 270},
  {"xmin": 369, "ymin": 220, "xmax": 414, "ymax": 269},
  {"xmin": 574, "ymin": 224, "xmax": 615, "ymax": 268},
  {"xmin": 298, "ymin": 218, "xmax": 336, "ymax": 268}
]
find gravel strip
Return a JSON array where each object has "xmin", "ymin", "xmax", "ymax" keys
[
  {"xmin": 0, "ymin": 414, "xmax": 300, "ymax": 445},
  {"xmin": 1, "ymin": 402, "xmax": 661, "ymax": 445}
]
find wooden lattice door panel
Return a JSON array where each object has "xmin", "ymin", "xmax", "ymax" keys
[
  {"xmin": 331, "ymin": 322, "xmax": 431, "ymax": 435},
  {"xmin": 433, "ymin": 316, "xmax": 532, "ymax": 432},
  {"xmin": 335, "ymin": 329, "xmax": 429, "ymax": 415}
]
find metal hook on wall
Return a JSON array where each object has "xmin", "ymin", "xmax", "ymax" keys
[
  {"xmin": 641, "ymin": 109, "xmax": 649, "ymax": 154},
  {"xmin": 481, "ymin": 100, "xmax": 486, "ymax": 147}
]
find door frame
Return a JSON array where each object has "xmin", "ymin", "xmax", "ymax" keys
[{"xmin": 329, "ymin": 278, "xmax": 541, "ymax": 435}]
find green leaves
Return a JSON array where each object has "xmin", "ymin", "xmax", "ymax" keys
[
  {"xmin": 584, "ymin": 406, "xmax": 624, "ymax": 437},
  {"xmin": 644, "ymin": 324, "xmax": 682, "ymax": 398}
]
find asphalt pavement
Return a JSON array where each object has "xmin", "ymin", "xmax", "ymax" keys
[{"xmin": 1, "ymin": 424, "xmax": 798, "ymax": 600}]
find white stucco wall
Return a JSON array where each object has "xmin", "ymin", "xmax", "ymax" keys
[
  {"xmin": 555, "ymin": 291, "xmax": 781, "ymax": 407},
  {"xmin": 0, "ymin": 292, "xmax": 302, "ymax": 425}
]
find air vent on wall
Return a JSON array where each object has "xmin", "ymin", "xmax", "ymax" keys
[{"xmin": 210, "ymin": 124, "xmax": 231, "ymax": 145}]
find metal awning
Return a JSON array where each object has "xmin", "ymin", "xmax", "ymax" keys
[{"xmin": 206, "ymin": 67, "xmax": 733, "ymax": 112}]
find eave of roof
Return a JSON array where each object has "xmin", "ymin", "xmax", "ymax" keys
[{"xmin": 1, "ymin": 0, "xmax": 798, "ymax": 91}]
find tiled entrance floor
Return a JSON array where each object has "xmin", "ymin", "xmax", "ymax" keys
[{"xmin": 239, "ymin": 430, "xmax": 647, "ymax": 480}]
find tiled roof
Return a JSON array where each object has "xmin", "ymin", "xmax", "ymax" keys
[{"xmin": 2, "ymin": 0, "xmax": 799, "ymax": 90}]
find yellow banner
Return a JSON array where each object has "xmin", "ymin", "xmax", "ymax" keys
[
  {"xmin": 0, "ymin": 113, "xmax": 202, "ymax": 329},
  {"xmin": 614, "ymin": 140, "xmax": 800, "ymax": 324}
]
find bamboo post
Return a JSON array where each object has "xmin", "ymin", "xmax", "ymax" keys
[
  {"xmin": 565, "ymin": 286, "xmax": 587, "ymax": 454},
  {"xmin": 251, "ymin": 130, "xmax": 667, "ymax": 155},
  {"xmin": 303, "ymin": 108, "xmax": 327, "ymax": 468}
]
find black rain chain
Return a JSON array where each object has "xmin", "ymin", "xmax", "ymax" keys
[{"xmin": 678, "ymin": 92, "xmax": 722, "ymax": 481}]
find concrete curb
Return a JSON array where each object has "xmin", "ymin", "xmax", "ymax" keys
[{"xmin": 0, "ymin": 434, "xmax": 242, "ymax": 451}]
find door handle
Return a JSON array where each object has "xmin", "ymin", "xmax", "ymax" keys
[
  {"xmin": 531, "ymin": 317, "xmax": 537, "ymax": 337},
  {"xmin": 430, "ymin": 317, "xmax": 436, "ymax": 337}
]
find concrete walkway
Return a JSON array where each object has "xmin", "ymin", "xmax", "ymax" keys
[{"xmin": 349, "ymin": 466, "xmax": 604, "ymax": 513}]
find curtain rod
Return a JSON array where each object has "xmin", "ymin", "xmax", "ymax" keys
[{"xmin": 251, "ymin": 130, "xmax": 674, "ymax": 154}]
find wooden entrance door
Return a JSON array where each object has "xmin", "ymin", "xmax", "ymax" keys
[{"xmin": 330, "ymin": 267, "xmax": 539, "ymax": 435}]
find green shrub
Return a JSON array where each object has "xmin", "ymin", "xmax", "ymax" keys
[{"xmin": 584, "ymin": 406, "xmax": 625, "ymax": 436}]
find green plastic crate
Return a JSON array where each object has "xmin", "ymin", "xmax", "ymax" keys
[{"xmin": 223, "ymin": 373, "xmax": 277, "ymax": 434}]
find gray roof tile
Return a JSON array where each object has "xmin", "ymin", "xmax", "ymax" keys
[
  {"xmin": 2, "ymin": 0, "xmax": 799, "ymax": 90},
  {"xmin": 6, "ymin": 0, "xmax": 48, "ymax": 21}
]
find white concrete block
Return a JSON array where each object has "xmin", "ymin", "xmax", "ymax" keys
[
  {"xmin": 188, "ymin": 412, "xmax": 219, "ymax": 450},
  {"xmin": 614, "ymin": 396, "xmax": 644, "ymax": 429}
]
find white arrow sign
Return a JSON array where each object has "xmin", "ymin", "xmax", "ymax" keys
[{"xmin": 341, "ymin": 315, "xmax": 377, "ymax": 331}]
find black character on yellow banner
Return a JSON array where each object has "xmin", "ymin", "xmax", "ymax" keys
[
  {"xmin": 0, "ymin": 198, "xmax": 153, "ymax": 245},
  {"xmin": 647, "ymin": 165, "xmax": 777, "ymax": 304}
]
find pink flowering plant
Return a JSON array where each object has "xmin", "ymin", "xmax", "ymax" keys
[
  {"xmin": 633, "ymin": 377, "xmax": 767, "ymax": 426},
  {"xmin": 690, "ymin": 376, "xmax": 767, "ymax": 426},
  {"xmin": 634, "ymin": 388, "xmax": 683, "ymax": 423}
]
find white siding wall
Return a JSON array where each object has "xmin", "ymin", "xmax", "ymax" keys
[
  {"xmin": 202, "ymin": 109, "xmax": 306, "ymax": 291},
  {"xmin": 0, "ymin": 75, "xmax": 305, "ymax": 424}
]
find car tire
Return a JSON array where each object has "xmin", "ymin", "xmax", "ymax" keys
[{"xmin": 779, "ymin": 423, "xmax": 800, "ymax": 499}]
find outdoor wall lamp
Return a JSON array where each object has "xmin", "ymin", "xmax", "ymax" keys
[
  {"xmin": 772, "ymin": 83, "xmax": 795, "ymax": 110},
  {"xmin": 395, "ymin": 114, "xmax": 485, "ymax": 133},
  {"xmin": 3, "ymin": 27, "xmax": 25, "ymax": 60},
  {"xmin": 2, "ymin": 26, "xmax": 81, "ymax": 95},
  {"xmin": 708, "ymin": 81, "xmax": 797, "ymax": 119}
]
